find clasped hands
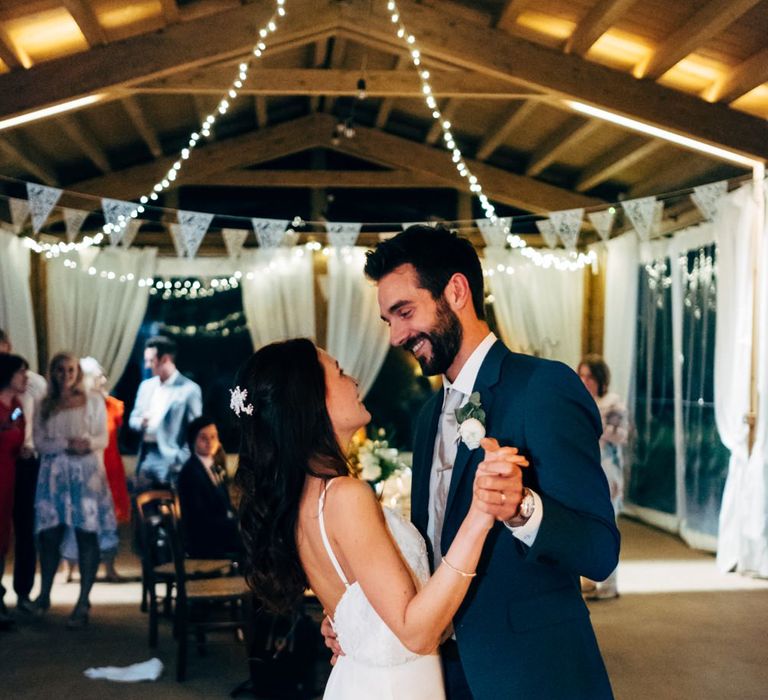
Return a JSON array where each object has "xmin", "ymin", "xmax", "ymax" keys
[
  {"xmin": 66, "ymin": 437, "xmax": 92, "ymax": 455},
  {"xmin": 472, "ymin": 437, "xmax": 529, "ymax": 524}
]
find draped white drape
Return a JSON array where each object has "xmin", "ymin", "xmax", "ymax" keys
[
  {"xmin": 602, "ymin": 234, "xmax": 639, "ymax": 405},
  {"xmin": 325, "ymin": 247, "xmax": 390, "ymax": 397},
  {"xmin": 717, "ymin": 183, "xmax": 767, "ymax": 574},
  {"xmin": 240, "ymin": 248, "xmax": 315, "ymax": 349},
  {"xmin": 0, "ymin": 228, "xmax": 38, "ymax": 371},
  {"xmin": 46, "ymin": 246, "xmax": 156, "ymax": 389},
  {"xmin": 485, "ymin": 248, "xmax": 584, "ymax": 368}
]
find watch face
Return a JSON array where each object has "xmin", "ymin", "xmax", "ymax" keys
[{"xmin": 520, "ymin": 493, "xmax": 535, "ymax": 518}]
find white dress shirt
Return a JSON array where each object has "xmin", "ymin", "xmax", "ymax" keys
[
  {"xmin": 428, "ymin": 332, "xmax": 543, "ymax": 551},
  {"xmin": 144, "ymin": 370, "xmax": 179, "ymax": 441}
]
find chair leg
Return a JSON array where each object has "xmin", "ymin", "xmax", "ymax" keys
[
  {"xmin": 148, "ymin": 586, "xmax": 159, "ymax": 648},
  {"xmin": 176, "ymin": 612, "xmax": 188, "ymax": 682}
]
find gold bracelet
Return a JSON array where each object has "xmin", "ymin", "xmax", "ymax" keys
[{"xmin": 441, "ymin": 557, "xmax": 477, "ymax": 578}]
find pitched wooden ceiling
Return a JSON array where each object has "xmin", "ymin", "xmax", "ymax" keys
[{"xmin": 0, "ymin": 0, "xmax": 765, "ymax": 252}]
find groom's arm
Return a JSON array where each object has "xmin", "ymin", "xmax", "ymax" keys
[{"xmin": 521, "ymin": 361, "xmax": 620, "ymax": 582}]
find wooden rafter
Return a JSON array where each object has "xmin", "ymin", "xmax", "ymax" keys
[
  {"xmin": 629, "ymin": 155, "xmax": 723, "ymax": 198},
  {"xmin": 375, "ymin": 54, "xmax": 408, "ymax": 129},
  {"xmin": 476, "ymin": 100, "xmax": 537, "ymax": 161},
  {"xmin": 121, "ymin": 96, "xmax": 163, "ymax": 159},
  {"xmin": 338, "ymin": 0, "xmax": 768, "ymax": 160},
  {"xmin": 565, "ymin": 0, "xmax": 637, "ymax": 57},
  {"xmin": 425, "ymin": 99, "xmax": 459, "ymax": 145},
  {"xmin": 254, "ymin": 96, "xmax": 268, "ymax": 128},
  {"xmin": 525, "ymin": 118, "xmax": 600, "ymax": 177},
  {"xmin": 62, "ymin": 0, "xmax": 107, "ymax": 47},
  {"xmin": 328, "ymin": 118, "xmax": 602, "ymax": 212},
  {"xmin": 59, "ymin": 114, "xmax": 111, "ymax": 173},
  {"xmin": 495, "ymin": 0, "xmax": 533, "ymax": 29},
  {"xmin": 133, "ymin": 68, "xmax": 540, "ymax": 99},
  {"xmin": 308, "ymin": 38, "xmax": 327, "ymax": 112},
  {"xmin": 194, "ymin": 170, "xmax": 450, "ymax": 188},
  {"xmin": 0, "ymin": 24, "xmax": 29, "ymax": 69},
  {"xmin": 636, "ymin": 0, "xmax": 763, "ymax": 80},
  {"xmin": 323, "ymin": 36, "xmax": 347, "ymax": 114},
  {"xmin": 0, "ymin": 135, "xmax": 58, "ymax": 185},
  {"xmin": 159, "ymin": 0, "xmax": 181, "ymax": 25},
  {"xmin": 575, "ymin": 138, "xmax": 664, "ymax": 192},
  {"xmin": 704, "ymin": 47, "xmax": 768, "ymax": 104}
]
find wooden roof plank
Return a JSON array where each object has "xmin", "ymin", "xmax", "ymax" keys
[
  {"xmin": 704, "ymin": 46, "xmax": 768, "ymax": 104},
  {"xmin": 565, "ymin": 0, "xmax": 638, "ymax": 57},
  {"xmin": 121, "ymin": 96, "xmax": 163, "ymax": 159},
  {"xmin": 476, "ymin": 100, "xmax": 537, "ymax": 161},
  {"xmin": 525, "ymin": 117, "xmax": 600, "ymax": 177},
  {"xmin": 636, "ymin": 0, "xmax": 764, "ymax": 80},
  {"xmin": 0, "ymin": 135, "xmax": 58, "ymax": 185},
  {"xmin": 62, "ymin": 0, "xmax": 107, "ymax": 47},
  {"xmin": 59, "ymin": 113, "xmax": 111, "ymax": 173},
  {"xmin": 575, "ymin": 137, "xmax": 664, "ymax": 192}
]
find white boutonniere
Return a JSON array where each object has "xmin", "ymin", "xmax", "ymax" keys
[{"xmin": 455, "ymin": 391, "xmax": 486, "ymax": 449}]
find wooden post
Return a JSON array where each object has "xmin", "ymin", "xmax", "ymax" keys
[
  {"xmin": 581, "ymin": 246, "xmax": 606, "ymax": 358},
  {"xmin": 747, "ymin": 165, "xmax": 765, "ymax": 454},
  {"xmin": 29, "ymin": 251, "xmax": 48, "ymax": 373}
]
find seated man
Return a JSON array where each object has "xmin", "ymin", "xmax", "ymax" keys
[{"xmin": 177, "ymin": 416, "xmax": 242, "ymax": 560}]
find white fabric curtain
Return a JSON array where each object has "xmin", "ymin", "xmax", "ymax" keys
[
  {"xmin": 717, "ymin": 182, "xmax": 767, "ymax": 574},
  {"xmin": 46, "ymin": 246, "xmax": 157, "ymax": 389},
  {"xmin": 485, "ymin": 249, "xmax": 584, "ymax": 368},
  {"xmin": 0, "ymin": 228, "xmax": 38, "ymax": 371},
  {"xmin": 240, "ymin": 248, "xmax": 315, "ymax": 349},
  {"xmin": 325, "ymin": 247, "xmax": 390, "ymax": 397},
  {"xmin": 602, "ymin": 234, "xmax": 639, "ymax": 405}
]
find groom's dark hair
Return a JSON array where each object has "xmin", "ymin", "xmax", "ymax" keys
[{"xmin": 364, "ymin": 224, "xmax": 486, "ymax": 321}]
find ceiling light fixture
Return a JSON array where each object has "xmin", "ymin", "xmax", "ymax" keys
[{"xmin": 0, "ymin": 94, "xmax": 105, "ymax": 131}]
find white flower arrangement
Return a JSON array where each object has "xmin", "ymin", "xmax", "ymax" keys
[{"xmin": 350, "ymin": 429, "xmax": 412, "ymax": 514}]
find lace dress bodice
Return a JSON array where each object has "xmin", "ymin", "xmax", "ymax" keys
[{"xmin": 321, "ymin": 490, "xmax": 432, "ymax": 667}]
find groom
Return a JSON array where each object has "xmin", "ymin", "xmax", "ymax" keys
[{"xmin": 349, "ymin": 225, "xmax": 617, "ymax": 699}]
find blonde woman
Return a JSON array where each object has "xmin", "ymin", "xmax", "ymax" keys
[{"xmin": 34, "ymin": 352, "xmax": 117, "ymax": 628}]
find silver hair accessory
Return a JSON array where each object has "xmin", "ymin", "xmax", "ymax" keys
[{"xmin": 230, "ymin": 386, "xmax": 254, "ymax": 417}]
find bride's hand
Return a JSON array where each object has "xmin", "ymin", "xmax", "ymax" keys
[
  {"xmin": 321, "ymin": 614, "xmax": 345, "ymax": 665},
  {"xmin": 472, "ymin": 437, "xmax": 529, "ymax": 521}
]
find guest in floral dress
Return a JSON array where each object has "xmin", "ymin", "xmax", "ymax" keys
[
  {"xmin": 0, "ymin": 354, "xmax": 28, "ymax": 629},
  {"xmin": 34, "ymin": 352, "xmax": 118, "ymax": 628},
  {"xmin": 578, "ymin": 355, "xmax": 628, "ymax": 600}
]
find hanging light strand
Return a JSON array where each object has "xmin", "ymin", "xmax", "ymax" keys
[{"xmin": 385, "ymin": 0, "xmax": 594, "ymax": 271}]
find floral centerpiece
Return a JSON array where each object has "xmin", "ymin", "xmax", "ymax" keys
[{"xmin": 349, "ymin": 428, "xmax": 412, "ymax": 516}]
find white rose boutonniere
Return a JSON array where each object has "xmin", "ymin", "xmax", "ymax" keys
[{"xmin": 455, "ymin": 392, "xmax": 486, "ymax": 449}]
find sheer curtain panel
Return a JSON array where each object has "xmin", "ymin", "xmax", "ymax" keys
[{"xmin": 0, "ymin": 228, "xmax": 38, "ymax": 370}]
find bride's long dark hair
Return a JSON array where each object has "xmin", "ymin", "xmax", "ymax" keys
[{"xmin": 234, "ymin": 338, "xmax": 349, "ymax": 614}]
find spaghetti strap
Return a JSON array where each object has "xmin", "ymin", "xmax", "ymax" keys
[{"xmin": 318, "ymin": 479, "xmax": 350, "ymax": 588}]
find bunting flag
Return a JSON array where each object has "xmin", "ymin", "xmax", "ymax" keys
[
  {"xmin": 587, "ymin": 209, "xmax": 616, "ymax": 242},
  {"xmin": 476, "ymin": 217, "xmax": 511, "ymax": 248},
  {"xmin": 622, "ymin": 196, "xmax": 657, "ymax": 241},
  {"xmin": 549, "ymin": 208, "xmax": 584, "ymax": 251},
  {"xmin": 122, "ymin": 219, "xmax": 142, "ymax": 249},
  {"xmin": 222, "ymin": 228, "xmax": 249, "ymax": 258},
  {"xmin": 651, "ymin": 200, "xmax": 665, "ymax": 238},
  {"xmin": 691, "ymin": 180, "xmax": 727, "ymax": 221},
  {"xmin": 168, "ymin": 223, "xmax": 186, "ymax": 258},
  {"xmin": 8, "ymin": 197, "xmax": 30, "ymax": 233},
  {"xmin": 535, "ymin": 219, "xmax": 558, "ymax": 249},
  {"xmin": 27, "ymin": 183, "xmax": 62, "ymax": 234},
  {"xmin": 63, "ymin": 208, "xmax": 89, "ymax": 243},
  {"xmin": 102, "ymin": 198, "xmax": 137, "ymax": 246},
  {"xmin": 178, "ymin": 210, "xmax": 214, "ymax": 258},
  {"xmin": 252, "ymin": 217, "xmax": 288, "ymax": 248},
  {"xmin": 326, "ymin": 221, "xmax": 362, "ymax": 248}
]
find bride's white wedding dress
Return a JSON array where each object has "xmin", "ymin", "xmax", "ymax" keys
[{"xmin": 319, "ymin": 485, "xmax": 446, "ymax": 699}]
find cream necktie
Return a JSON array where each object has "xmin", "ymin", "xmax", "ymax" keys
[{"xmin": 429, "ymin": 388, "xmax": 464, "ymax": 568}]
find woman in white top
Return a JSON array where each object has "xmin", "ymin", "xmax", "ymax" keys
[
  {"xmin": 234, "ymin": 339, "xmax": 527, "ymax": 699},
  {"xmin": 34, "ymin": 352, "xmax": 117, "ymax": 628}
]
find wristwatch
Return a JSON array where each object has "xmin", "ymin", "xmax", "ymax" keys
[{"xmin": 517, "ymin": 488, "xmax": 535, "ymax": 520}]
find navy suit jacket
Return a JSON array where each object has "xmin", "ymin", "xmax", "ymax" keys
[{"xmin": 412, "ymin": 341, "xmax": 619, "ymax": 699}]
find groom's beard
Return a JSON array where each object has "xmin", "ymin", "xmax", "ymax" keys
[{"xmin": 405, "ymin": 299, "xmax": 463, "ymax": 376}]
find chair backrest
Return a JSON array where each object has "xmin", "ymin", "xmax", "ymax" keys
[
  {"xmin": 136, "ymin": 490, "xmax": 177, "ymax": 573},
  {"xmin": 155, "ymin": 502, "xmax": 190, "ymax": 598}
]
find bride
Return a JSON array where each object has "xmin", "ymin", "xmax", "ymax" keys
[{"xmin": 233, "ymin": 338, "xmax": 526, "ymax": 698}]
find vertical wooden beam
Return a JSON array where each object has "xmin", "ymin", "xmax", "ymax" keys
[
  {"xmin": 375, "ymin": 54, "xmax": 408, "ymax": 129},
  {"xmin": 581, "ymin": 248, "xmax": 605, "ymax": 358},
  {"xmin": 323, "ymin": 37, "xmax": 347, "ymax": 114},
  {"xmin": 309, "ymin": 38, "xmax": 327, "ymax": 113},
  {"xmin": 30, "ymin": 253, "xmax": 48, "ymax": 373}
]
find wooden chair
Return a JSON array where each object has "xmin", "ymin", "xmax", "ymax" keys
[
  {"xmin": 136, "ymin": 490, "xmax": 232, "ymax": 648},
  {"xmin": 154, "ymin": 504, "xmax": 252, "ymax": 682}
]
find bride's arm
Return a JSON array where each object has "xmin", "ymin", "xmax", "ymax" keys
[{"xmin": 326, "ymin": 477, "xmax": 493, "ymax": 655}]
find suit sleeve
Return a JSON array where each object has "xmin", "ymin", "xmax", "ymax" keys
[
  {"xmin": 128, "ymin": 382, "xmax": 146, "ymax": 432},
  {"xmin": 522, "ymin": 362, "xmax": 620, "ymax": 581},
  {"xmin": 174, "ymin": 382, "xmax": 202, "ymax": 467}
]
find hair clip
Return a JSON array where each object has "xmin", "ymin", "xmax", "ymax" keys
[{"xmin": 229, "ymin": 386, "xmax": 254, "ymax": 417}]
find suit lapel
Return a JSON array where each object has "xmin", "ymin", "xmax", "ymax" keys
[
  {"xmin": 411, "ymin": 390, "xmax": 443, "ymax": 535},
  {"xmin": 443, "ymin": 341, "xmax": 507, "ymax": 526}
]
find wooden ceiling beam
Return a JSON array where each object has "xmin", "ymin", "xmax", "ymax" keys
[
  {"xmin": 495, "ymin": 0, "xmax": 533, "ymax": 29},
  {"xmin": 121, "ymin": 96, "xmax": 163, "ymax": 159},
  {"xmin": 69, "ymin": 114, "xmax": 333, "ymax": 199},
  {"xmin": 636, "ymin": 0, "xmax": 763, "ymax": 80},
  {"xmin": 525, "ymin": 118, "xmax": 600, "ymax": 177},
  {"xmin": 0, "ymin": 135, "xmax": 58, "ymax": 185},
  {"xmin": 575, "ymin": 137, "xmax": 664, "ymax": 192},
  {"xmin": 338, "ymin": 0, "xmax": 768, "ymax": 160},
  {"xmin": 425, "ymin": 99, "xmax": 460, "ymax": 145},
  {"xmin": 476, "ymin": 100, "xmax": 537, "ymax": 161},
  {"xmin": 62, "ymin": 0, "xmax": 107, "ymax": 47},
  {"xmin": 703, "ymin": 47, "xmax": 768, "ymax": 104},
  {"xmin": 308, "ymin": 38, "xmax": 327, "ymax": 113},
  {"xmin": 159, "ymin": 0, "xmax": 181, "ymax": 25},
  {"xmin": 59, "ymin": 114, "xmax": 111, "ymax": 173},
  {"xmin": 629, "ymin": 156, "xmax": 724, "ymax": 198},
  {"xmin": 0, "ymin": 0, "xmax": 335, "ymax": 121},
  {"xmin": 565, "ymin": 0, "xmax": 637, "ymax": 57},
  {"xmin": 254, "ymin": 96, "xmax": 268, "ymax": 129},
  {"xmin": 133, "ymin": 68, "xmax": 541, "ymax": 99},
  {"xmin": 328, "ymin": 119, "xmax": 602, "ymax": 212},
  {"xmin": 193, "ymin": 169, "xmax": 451, "ymax": 188},
  {"xmin": 0, "ymin": 25, "xmax": 29, "ymax": 69},
  {"xmin": 375, "ymin": 54, "xmax": 408, "ymax": 129}
]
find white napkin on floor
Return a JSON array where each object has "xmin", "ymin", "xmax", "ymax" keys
[{"xmin": 84, "ymin": 657, "xmax": 163, "ymax": 682}]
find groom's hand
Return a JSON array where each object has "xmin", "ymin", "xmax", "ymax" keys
[
  {"xmin": 321, "ymin": 614, "xmax": 345, "ymax": 665},
  {"xmin": 473, "ymin": 437, "xmax": 529, "ymax": 521}
]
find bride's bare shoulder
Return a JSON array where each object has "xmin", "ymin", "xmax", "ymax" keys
[{"xmin": 326, "ymin": 477, "xmax": 383, "ymax": 520}]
